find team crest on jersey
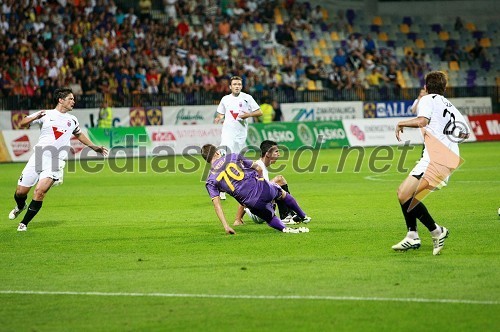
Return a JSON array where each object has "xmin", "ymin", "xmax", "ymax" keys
[
  {"xmin": 67, "ymin": 120, "xmax": 72, "ymax": 127},
  {"xmin": 229, "ymin": 110, "xmax": 239, "ymax": 120},
  {"xmin": 239, "ymin": 103, "xmax": 242, "ymax": 107},
  {"xmin": 52, "ymin": 126, "xmax": 67, "ymax": 140}
]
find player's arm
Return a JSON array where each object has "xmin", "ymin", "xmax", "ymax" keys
[
  {"xmin": 250, "ymin": 161, "xmax": 263, "ymax": 177},
  {"xmin": 239, "ymin": 108, "xmax": 263, "ymax": 120},
  {"xmin": 212, "ymin": 196, "xmax": 236, "ymax": 234},
  {"xmin": 20, "ymin": 111, "xmax": 46, "ymax": 127},
  {"xmin": 395, "ymin": 117, "xmax": 429, "ymax": 142},
  {"xmin": 74, "ymin": 132, "xmax": 109, "ymax": 156},
  {"xmin": 214, "ymin": 113, "xmax": 224, "ymax": 124}
]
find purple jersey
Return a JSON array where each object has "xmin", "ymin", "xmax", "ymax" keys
[{"xmin": 206, "ymin": 153, "xmax": 268, "ymax": 206}]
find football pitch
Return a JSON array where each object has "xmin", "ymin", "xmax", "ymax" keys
[{"xmin": 1, "ymin": 141, "xmax": 499, "ymax": 331}]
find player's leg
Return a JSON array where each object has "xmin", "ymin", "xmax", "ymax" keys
[
  {"xmin": 412, "ymin": 176, "xmax": 449, "ymax": 255},
  {"xmin": 393, "ymin": 174, "xmax": 422, "ymax": 250},
  {"xmin": 277, "ymin": 190, "xmax": 311, "ymax": 224},
  {"xmin": 17, "ymin": 158, "xmax": 64, "ymax": 231},
  {"xmin": 272, "ymin": 175, "xmax": 294, "ymax": 220},
  {"xmin": 9, "ymin": 157, "xmax": 38, "ymax": 220},
  {"xmin": 18, "ymin": 177, "xmax": 55, "ymax": 231}
]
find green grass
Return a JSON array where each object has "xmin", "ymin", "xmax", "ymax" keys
[{"xmin": 1, "ymin": 142, "xmax": 499, "ymax": 331}]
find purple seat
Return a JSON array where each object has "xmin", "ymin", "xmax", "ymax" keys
[
  {"xmin": 370, "ymin": 25, "xmax": 380, "ymax": 33},
  {"xmin": 403, "ymin": 16, "xmax": 413, "ymax": 26},
  {"xmin": 407, "ymin": 32, "xmax": 417, "ymax": 41},
  {"xmin": 472, "ymin": 31, "xmax": 483, "ymax": 39},
  {"xmin": 466, "ymin": 78, "xmax": 476, "ymax": 87},
  {"xmin": 481, "ymin": 60, "xmax": 491, "ymax": 71},
  {"xmin": 433, "ymin": 47, "xmax": 443, "ymax": 55},
  {"xmin": 320, "ymin": 23, "xmax": 329, "ymax": 32},
  {"xmin": 244, "ymin": 48, "xmax": 253, "ymax": 56},
  {"xmin": 431, "ymin": 24, "xmax": 442, "ymax": 33},
  {"xmin": 251, "ymin": 40, "xmax": 259, "ymax": 48},
  {"xmin": 387, "ymin": 40, "xmax": 395, "ymax": 48},
  {"xmin": 297, "ymin": 40, "xmax": 304, "ymax": 47},
  {"xmin": 309, "ymin": 31, "xmax": 317, "ymax": 40},
  {"xmin": 467, "ymin": 69, "xmax": 477, "ymax": 79}
]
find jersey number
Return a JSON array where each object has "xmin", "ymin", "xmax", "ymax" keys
[
  {"xmin": 442, "ymin": 109, "xmax": 456, "ymax": 135},
  {"xmin": 216, "ymin": 162, "xmax": 244, "ymax": 191}
]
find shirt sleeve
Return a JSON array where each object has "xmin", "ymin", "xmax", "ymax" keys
[
  {"xmin": 248, "ymin": 96, "xmax": 260, "ymax": 112},
  {"xmin": 216, "ymin": 97, "xmax": 226, "ymax": 115},
  {"xmin": 72, "ymin": 118, "xmax": 82, "ymax": 135},
  {"xmin": 416, "ymin": 95, "xmax": 433, "ymax": 119},
  {"xmin": 239, "ymin": 154, "xmax": 254, "ymax": 169},
  {"xmin": 28, "ymin": 110, "xmax": 44, "ymax": 127},
  {"xmin": 206, "ymin": 180, "xmax": 220, "ymax": 199}
]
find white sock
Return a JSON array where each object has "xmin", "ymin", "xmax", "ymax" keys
[
  {"xmin": 430, "ymin": 225, "xmax": 442, "ymax": 237},
  {"xmin": 406, "ymin": 231, "xmax": 419, "ymax": 239}
]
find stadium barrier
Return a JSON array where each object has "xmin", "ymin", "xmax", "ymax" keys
[
  {"xmin": 0, "ymin": 97, "xmax": 492, "ymax": 131},
  {"xmin": 3, "ymin": 114, "xmax": 494, "ymax": 163}
]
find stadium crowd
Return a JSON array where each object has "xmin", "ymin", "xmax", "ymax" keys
[{"xmin": 0, "ymin": 0, "xmax": 494, "ymax": 108}]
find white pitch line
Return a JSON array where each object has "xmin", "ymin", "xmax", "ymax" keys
[{"xmin": 0, "ymin": 290, "xmax": 497, "ymax": 305}]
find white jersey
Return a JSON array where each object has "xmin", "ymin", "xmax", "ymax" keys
[
  {"xmin": 217, "ymin": 91, "xmax": 259, "ymax": 139},
  {"xmin": 29, "ymin": 109, "xmax": 82, "ymax": 160},
  {"xmin": 417, "ymin": 94, "xmax": 468, "ymax": 158},
  {"xmin": 255, "ymin": 158, "xmax": 269, "ymax": 181}
]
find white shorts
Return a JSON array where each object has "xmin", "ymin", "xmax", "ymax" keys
[
  {"xmin": 410, "ymin": 157, "xmax": 450, "ymax": 190},
  {"xmin": 219, "ymin": 136, "xmax": 246, "ymax": 155},
  {"xmin": 244, "ymin": 208, "xmax": 266, "ymax": 224},
  {"xmin": 18, "ymin": 154, "xmax": 66, "ymax": 188}
]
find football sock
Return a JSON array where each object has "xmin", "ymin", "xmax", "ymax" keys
[
  {"xmin": 401, "ymin": 199, "xmax": 417, "ymax": 232},
  {"xmin": 282, "ymin": 194, "xmax": 306, "ymax": 219},
  {"xmin": 406, "ymin": 231, "xmax": 419, "ymax": 240},
  {"xmin": 430, "ymin": 225, "xmax": 442, "ymax": 237},
  {"xmin": 267, "ymin": 216, "xmax": 285, "ymax": 231},
  {"xmin": 21, "ymin": 200, "xmax": 43, "ymax": 226},
  {"xmin": 14, "ymin": 193, "xmax": 27, "ymax": 210},
  {"xmin": 277, "ymin": 184, "xmax": 291, "ymax": 219},
  {"xmin": 408, "ymin": 200, "xmax": 437, "ymax": 232}
]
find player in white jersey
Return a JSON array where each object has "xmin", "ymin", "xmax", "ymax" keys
[
  {"xmin": 8, "ymin": 88, "xmax": 108, "ymax": 232},
  {"xmin": 392, "ymin": 71, "xmax": 470, "ymax": 255},
  {"xmin": 214, "ymin": 76, "xmax": 262, "ymax": 200},
  {"xmin": 233, "ymin": 140, "xmax": 310, "ymax": 226}
]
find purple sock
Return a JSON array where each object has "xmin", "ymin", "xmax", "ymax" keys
[
  {"xmin": 267, "ymin": 216, "xmax": 285, "ymax": 231},
  {"xmin": 283, "ymin": 194, "xmax": 306, "ymax": 218}
]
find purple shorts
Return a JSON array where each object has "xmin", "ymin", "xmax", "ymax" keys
[{"xmin": 247, "ymin": 180, "xmax": 282, "ymax": 222}]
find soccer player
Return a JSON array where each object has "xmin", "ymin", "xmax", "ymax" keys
[
  {"xmin": 392, "ymin": 71, "xmax": 469, "ymax": 255},
  {"xmin": 201, "ymin": 144, "xmax": 311, "ymax": 235},
  {"xmin": 233, "ymin": 140, "xmax": 304, "ymax": 226},
  {"xmin": 213, "ymin": 76, "xmax": 262, "ymax": 200},
  {"xmin": 8, "ymin": 88, "xmax": 108, "ymax": 231}
]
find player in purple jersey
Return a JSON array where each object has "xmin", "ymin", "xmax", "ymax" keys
[{"xmin": 201, "ymin": 144, "xmax": 310, "ymax": 234}]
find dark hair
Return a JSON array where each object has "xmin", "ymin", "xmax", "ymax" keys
[
  {"xmin": 425, "ymin": 71, "xmax": 447, "ymax": 95},
  {"xmin": 54, "ymin": 88, "xmax": 73, "ymax": 104},
  {"xmin": 201, "ymin": 144, "xmax": 217, "ymax": 162},
  {"xmin": 230, "ymin": 76, "xmax": 243, "ymax": 84},
  {"xmin": 260, "ymin": 140, "xmax": 278, "ymax": 157}
]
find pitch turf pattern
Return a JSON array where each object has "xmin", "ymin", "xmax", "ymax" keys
[{"xmin": 0, "ymin": 142, "xmax": 499, "ymax": 331}]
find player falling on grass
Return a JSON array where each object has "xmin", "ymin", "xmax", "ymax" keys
[
  {"xmin": 393, "ymin": 71, "xmax": 469, "ymax": 255},
  {"xmin": 233, "ymin": 140, "xmax": 307, "ymax": 226},
  {"xmin": 8, "ymin": 88, "xmax": 108, "ymax": 231},
  {"xmin": 201, "ymin": 144, "xmax": 311, "ymax": 234},
  {"xmin": 213, "ymin": 76, "xmax": 262, "ymax": 200}
]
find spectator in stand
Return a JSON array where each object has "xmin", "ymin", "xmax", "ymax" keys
[
  {"xmin": 333, "ymin": 48, "xmax": 348, "ymax": 68},
  {"xmin": 258, "ymin": 96, "xmax": 275, "ymax": 124},
  {"xmin": 275, "ymin": 24, "xmax": 295, "ymax": 49},
  {"xmin": 272, "ymin": 100, "xmax": 283, "ymax": 122}
]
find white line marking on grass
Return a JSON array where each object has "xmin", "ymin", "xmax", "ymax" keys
[{"xmin": 0, "ymin": 290, "xmax": 497, "ymax": 305}]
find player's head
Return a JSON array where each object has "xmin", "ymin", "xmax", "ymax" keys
[
  {"xmin": 201, "ymin": 144, "xmax": 218, "ymax": 163},
  {"xmin": 260, "ymin": 140, "xmax": 280, "ymax": 164},
  {"xmin": 229, "ymin": 76, "xmax": 243, "ymax": 95},
  {"xmin": 54, "ymin": 88, "xmax": 75, "ymax": 110},
  {"xmin": 424, "ymin": 71, "xmax": 447, "ymax": 95}
]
